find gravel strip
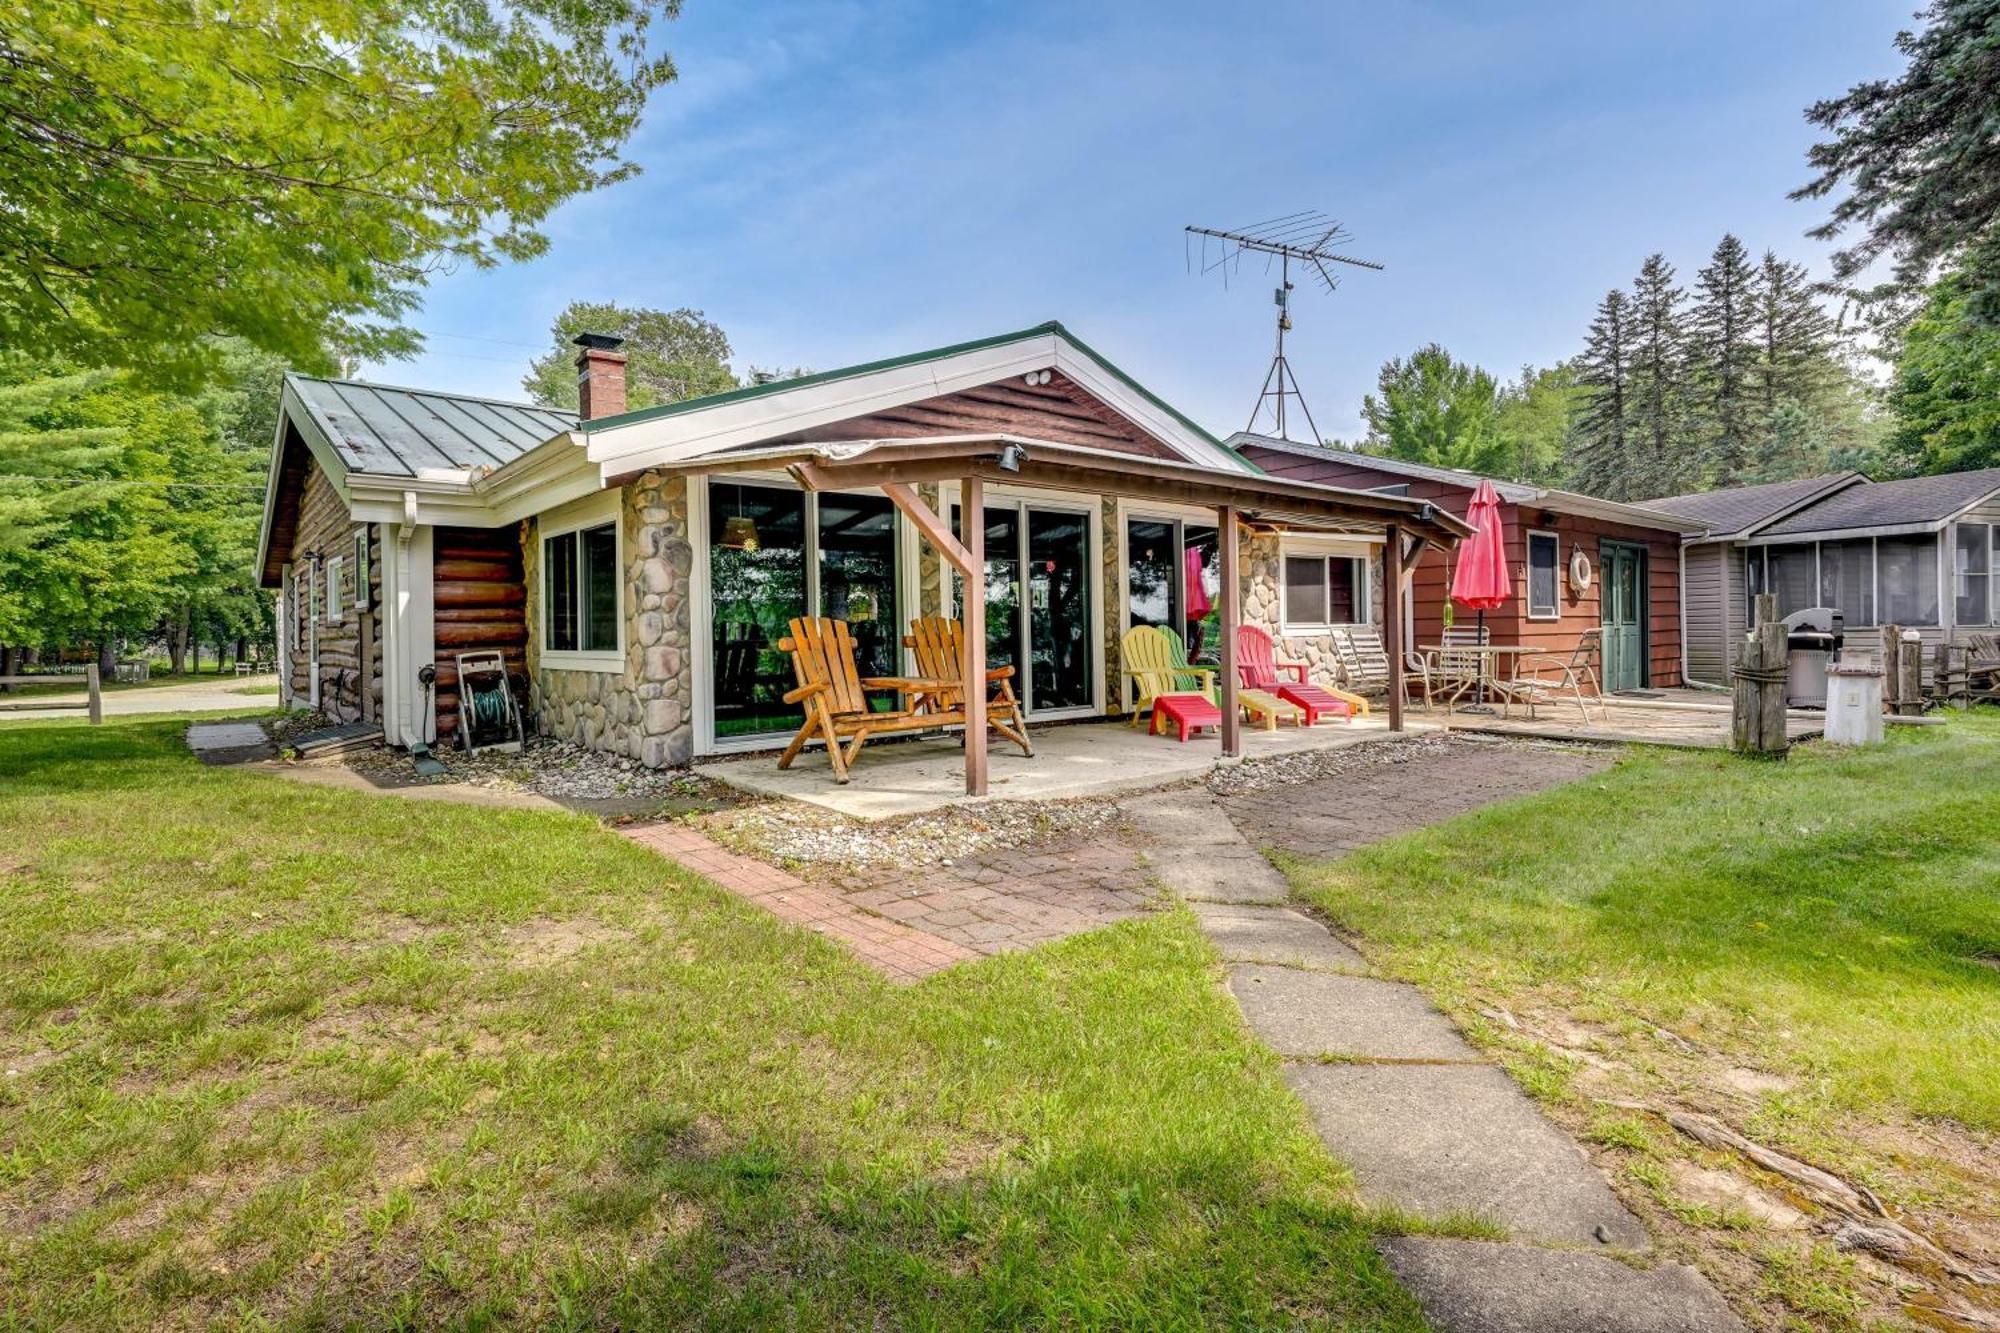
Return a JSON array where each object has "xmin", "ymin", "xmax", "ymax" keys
[
  {"xmin": 340, "ymin": 737, "xmax": 706, "ymax": 802},
  {"xmin": 705, "ymin": 798, "xmax": 1126, "ymax": 869}
]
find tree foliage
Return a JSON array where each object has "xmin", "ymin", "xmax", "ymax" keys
[
  {"xmin": 523, "ymin": 302, "xmax": 737, "ymax": 412},
  {"xmin": 1692, "ymin": 235, "xmax": 1759, "ymax": 485},
  {"xmin": 1887, "ymin": 273, "xmax": 2000, "ymax": 474},
  {"xmin": 1359, "ymin": 345, "xmax": 1507, "ymax": 475},
  {"xmin": 0, "ymin": 0, "xmax": 682, "ymax": 380},
  {"xmin": 1795, "ymin": 0, "xmax": 2000, "ymax": 326}
]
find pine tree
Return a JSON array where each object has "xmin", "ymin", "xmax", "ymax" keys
[
  {"xmin": 1691, "ymin": 235, "xmax": 1759, "ymax": 486},
  {"xmin": 1567, "ymin": 289, "xmax": 1636, "ymax": 498},
  {"xmin": 1628, "ymin": 254, "xmax": 1698, "ymax": 497},
  {"xmin": 1751, "ymin": 252, "xmax": 1838, "ymax": 424}
]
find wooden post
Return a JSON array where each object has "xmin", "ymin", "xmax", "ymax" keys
[
  {"xmin": 1897, "ymin": 630, "xmax": 1923, "ymax": 715},
  {"xmin": 85, "ymin": 662, "xmax": 102, "ymax": 726},
  {"xmin": 1879, "ymin": 624, "xmax": 1902, "ymax": 712},
  {"xmin": 1216, "ymin": 504, "xmax": 1241, "ymax": 758},
  {"xmin": 1731, "ymin": 603, "xmax": 1787, "ymax": 757},
  {"xmin": 961, "ymin": 477, "xmax": 988, "ymax": 798},
  {"xmin": 1385, "ymin": 525, "xmax": 1406, "ymax": 732}
]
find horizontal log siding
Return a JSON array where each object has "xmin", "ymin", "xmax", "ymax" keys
[
  {"xmin": 432, "ymin": 526, "xmax": 528, "ymax": 740},
  {"xmin": 1236, "ymin": 447, "xmax": 1684, "ymax": 685},
  {"xmin": 780, "ymin": 372, "xmax": 1179, "ymax": 460},
  {"xmin": 285, "ymin": 457, "xmax": 381, "ymax": 722}
]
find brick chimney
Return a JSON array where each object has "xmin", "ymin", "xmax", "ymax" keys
[{"xmin": 572, "ymin": 332, "xmax": 628, "ymax": 420}]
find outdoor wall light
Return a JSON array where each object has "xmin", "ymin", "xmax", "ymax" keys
[{"xmin": 997, "ymin": 443, "xmax": 1027, "ymax": 473}]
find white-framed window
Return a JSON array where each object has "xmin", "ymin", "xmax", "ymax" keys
[
  {"xmin": 350, "ymin": 527, "xmax": 370, "ymax": 614},
  {"xmin": 1526, "ymin": 530, "xmax": 1561, "ymax": 620},
  {"xmin": 1953, "ymin": 522, "xmax": 1993, "ymax": 627},
  {"xmin": 324, "ymin": 555, "xmax": 346, "ymax": 624},
  {"xmin": 1279, "ymin": 541, "xmax": 1371, "ymax": 630},
  {"xmin": 541, "ymin": 500, "xmax": 623, "ymax": 671}
]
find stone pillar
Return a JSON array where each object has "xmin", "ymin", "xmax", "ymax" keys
[{"xmin": 629, "ymin": 471, "xmax": 694, "ymax": 768}]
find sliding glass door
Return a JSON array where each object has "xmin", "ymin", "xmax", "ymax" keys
[
  {"xmin": 951, "ymin": 498, "xmax": 1097, "ymax": 716},
  {"xmin": 1124, "ymin": 516, "xmax": 1220, "ymax": 663}
]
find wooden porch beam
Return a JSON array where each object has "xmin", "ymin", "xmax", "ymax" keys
[
  {"xmin": 879, "ymin": 480, "xmax": 976, "ymax": 578},
  {"xmin": 1386, "ymin": 522, "xmax": 1406, "ymax": 733},
  {"xmin": 1218, "ymin": 504, "xmax": 1242, "ymax": 758},
  {"xmin": 962, "ymin": 477, "xmax": 988, "ymax": 797}
]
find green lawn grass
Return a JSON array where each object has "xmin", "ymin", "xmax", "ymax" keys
[
  {"xmin": 0, "ymin": 718, "xmax": 1422, "ymax": 1330},
  {"xmin": 1287, "ymin": 713, "xmax": 2000, "ymax": 1132}
]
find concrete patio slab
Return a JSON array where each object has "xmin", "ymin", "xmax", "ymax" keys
[
  {"xmin": 1378, "ymin": 1238, "xmax": 1744, "ymax": 1332},
  {"xmin": 1229, "ymin": 965, "xmax": 1480, "ymax": 1060},
  {"xmin": 1287, "ymin": 1063, "xmax": 1648, "ymax": 1248},
  {"xmin": 694, "ymin": 715, "xmax": 1439, "ymax": 820},
  {"xmin": 1190, "ymin": 903, "xmax": 1369, "ymax": 971},
  {"xmin": 186, "ymin": 721, "xmax": 270, "ymax": 751}
]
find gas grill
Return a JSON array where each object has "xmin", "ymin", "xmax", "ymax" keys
[{"xmin": 1780, "ymin": 607, "xmax": 1845, "ymax": 708}]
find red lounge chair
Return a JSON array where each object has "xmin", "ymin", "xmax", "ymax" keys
[
  {"xmin": 1235, "ymin": 625, "xmax": 1352, "ymax": 725},
  {"xmin": 1151, "ymin": 691, "xmax": 1223, "ymax": 741}
]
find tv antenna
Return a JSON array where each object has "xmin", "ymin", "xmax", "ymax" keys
[{"xmin": 1186, "ymin": 212, "xmax": 1383, "ymax": 442}]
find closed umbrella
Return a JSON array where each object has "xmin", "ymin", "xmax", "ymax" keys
[{"xmin": 1450, "ymin": 479, "xmax": 1511, "ymax": 706}]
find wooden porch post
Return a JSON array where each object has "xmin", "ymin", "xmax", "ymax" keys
[
  {"xmin": 1385, "ymin": 524, "xmax": 1405, "ymax": 732},
  {"xmin": 961, "ymin": 478, "xmax": 988, "ymax": 797},
  {"xmin": 1217, "ymin": 505, "xmax": 1241, "ymax": 757}
]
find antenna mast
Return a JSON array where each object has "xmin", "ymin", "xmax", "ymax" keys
[{"xmin": 1186, "ymin": 212, "xmax": 1383, "ymax": 442}]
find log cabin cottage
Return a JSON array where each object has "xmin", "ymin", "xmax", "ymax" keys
[
  {"xmin": 256, "ymin": 323, "xmax": 1470, "ymax": 789},
  {"xmin": 1227, "ymin": 436, "xmax": 1707, "ymax": 691}
]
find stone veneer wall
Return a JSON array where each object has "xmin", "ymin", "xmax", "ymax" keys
[
  {"xmin": 522, "ymin": 470, "xmax": 696, "ymax": 768},
  {"xmin": 1239, "ymin": 533, "xmax": 1389, "ymax": 689}
]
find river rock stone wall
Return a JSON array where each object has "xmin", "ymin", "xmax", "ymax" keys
[
  {"xmin": 523, "ymin": 470, "xmax": 695, "ymax": 767},
  {"xmin": 1240, "ymin": 534, "xmax": 1388, "ymax": 689}
]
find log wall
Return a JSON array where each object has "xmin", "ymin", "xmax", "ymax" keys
[
  {"xmin": 431, "ymin": 525, "xmax": 528, "ymax": 740},
  {"xmin": 285, "ymin": 457, "xmax": 382, "ymax": 721}
]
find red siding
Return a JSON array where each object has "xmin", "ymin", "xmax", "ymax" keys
[{"xmin": 1239, "ymin": 448, "xmax": 1684, "ymax": 686}]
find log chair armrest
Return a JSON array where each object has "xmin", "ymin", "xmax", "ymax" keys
[
  {"xmin": 983, "ymin": 665, "xmax": 1016, "ymax": 681},
  {"xmin": 781, "ymin": 681, "xmax": 829, "ymax": 705}
]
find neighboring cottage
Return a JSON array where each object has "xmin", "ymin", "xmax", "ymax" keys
[
  {"xmin": 255, "ymin": 323, "xmax": 1465, "ymax": 769},
  {"xmin": 1228, "ymin": 437, "xmax": 1706, "ymax": 691},
  {"xmin": 1646, "ymin": 468, "xmax": 2000, "ymax": 686}
]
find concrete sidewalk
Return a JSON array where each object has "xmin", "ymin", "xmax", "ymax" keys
[{"xmin": 1127, "ymin": 786, "xmax": 1744, "ymax": 1333}]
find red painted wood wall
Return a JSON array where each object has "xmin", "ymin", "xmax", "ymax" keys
[{"xmin": 1241, "ymin": 448, "xmax": 1683, "ymax": 686}]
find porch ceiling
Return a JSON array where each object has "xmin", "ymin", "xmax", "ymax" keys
[{"xmin": 645, "ymin": 434, "xmax": 1474, "ymax": 551}]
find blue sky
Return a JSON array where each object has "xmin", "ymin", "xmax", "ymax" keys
[{"xmin": 367, "ymin": 0, "xmax": 1911, "ymax": 440}]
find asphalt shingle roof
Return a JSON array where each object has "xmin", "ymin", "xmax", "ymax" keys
[
  {"xmin": 1760, "ymin": 467, "xmax": 2000, "ymax": 537},
  {"xmin": 1642, "ymin": 473, "xmax": 1858, "ymax": 537},
  {"xmin": 288, "ymin": 374, "xmax": 575, "ymax": 477}
]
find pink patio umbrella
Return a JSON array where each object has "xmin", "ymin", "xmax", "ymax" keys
[{"xmin": 1450, "ymin": 479, "xmax": 1511, "ymax": 704}]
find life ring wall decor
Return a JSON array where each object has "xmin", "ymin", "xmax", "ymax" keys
[{"xmin": 1568, "ymin": 547, "xmax": 1594, "ymax": 595}]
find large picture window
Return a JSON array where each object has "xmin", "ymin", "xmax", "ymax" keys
[
  {"xmin": 1526, "ymin": 531, "xmax": 1560, "ymax": 619},
  {"xmin": 1954, "ymin": 523, "xmax": 1993, "ymax": 627},
  {"xmin": 1281, "ymin": 548, "xmax": 1369, "ymax": 629},
  {"xmin": 706, "ymin": 481, "xmax": 903, "ymax": 740},
  {"xmin": 543, "ymin": 520, "xmax": 620, "ymax": 656}
]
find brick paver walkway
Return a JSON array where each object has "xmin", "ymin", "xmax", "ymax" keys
[{"xmin": 620, "ymin": 823, "xmax": 977, "ymax": 983}]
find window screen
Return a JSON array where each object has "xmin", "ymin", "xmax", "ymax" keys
[
  {"xmin": 1818, "ymin": 540, "xmax": 1874, "ymax": 628},
  {"xmin": 581, "ymin": 524, "xmax": 619, "ymax": 651},
  {"xmin": 1284, "ymin": 556, "xmax": 1327, "ymax": 625},
  {"xmin": 1527, "ymin": 533, "xmax": 1559, "ymax": 618},
  {"xmin": 544, "ymin": 531, "xmax": 579, "ymax": 651},
  {"xmin": 1878, "ymin": 535, "xmax": 1940, "ymax": 626},
  {"xmin": 1766, "ymin": 544, "xmax": 1817, "ymax": 618},
  {"xmin": 1954, "ymin": 524, "xmax": 1992, "ymax": 627}
]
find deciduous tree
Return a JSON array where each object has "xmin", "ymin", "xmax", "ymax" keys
[
  {"xmin": 1359, "ymin": 345, "xmax": 1509, "ymax": 476},
  {"xmin": 0, "ymin": 0, "xmax": 683, "ymax": 379},
  {"xmin": 524, "ymin": 302, "xmax": 737, "ymax": 412}
]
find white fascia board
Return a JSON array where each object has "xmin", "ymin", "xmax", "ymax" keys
[
  {"xmin": 585, "ymin": 335, "xmax": 1060, "ymax": 475},
  {"xmin": 474, "ymin": 432, "xmax": 604, "ymax": 525},
  {"xmin": 1745, "ymin": 520, "xmax": 1944, "ymax": 545},
  {"xmin": 347, "ymin": 474, "xmax": 491, "ymax": 528}
]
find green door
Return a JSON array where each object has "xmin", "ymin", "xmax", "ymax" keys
[{"xmin": 1600, "ymin": 542, "xmax": 1647, "ymax": 692}]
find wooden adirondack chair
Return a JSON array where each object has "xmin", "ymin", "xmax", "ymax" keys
[
  {"xmin": 902, "ymin": 615, "xmax": 1034, "ymax": 755},
  {"xmin": 1235, "ymin": 625, "xmax": 1353, "ymax": 725},
  {"xmin": 1121, "ymin": 625, "xmax": 1215, "ymax": 729},
  {"xmin": 777, "ymin": 617, "xmax": 964, "ymax": 784}
]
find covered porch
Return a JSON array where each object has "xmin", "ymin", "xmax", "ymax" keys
[
  {"xmin": 696, "ymin": 710, "xmax": 1446, "ymax": 819},
  {"xmin": 651, "ymin": 434, "xmax": 1473, "ymax": 801}
]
